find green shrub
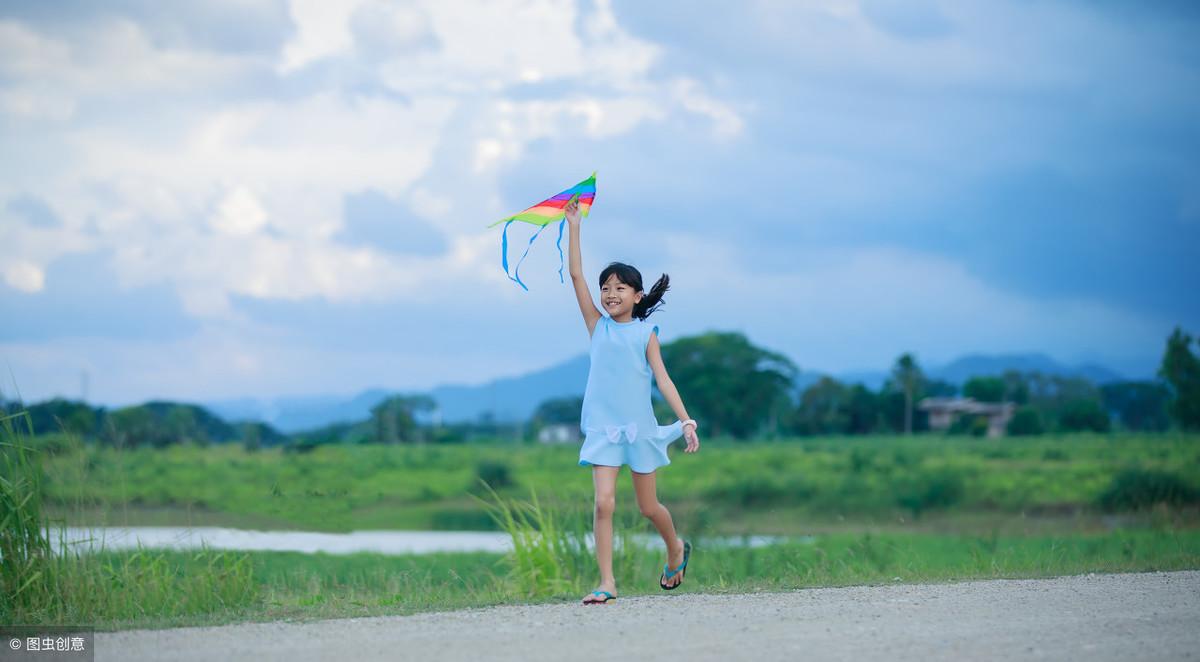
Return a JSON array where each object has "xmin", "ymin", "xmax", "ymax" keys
[
  {"xmin": 430, "ymin": 508, "xmax": 501, "ymax": 531},
  {"xmin": 704, "ymin": 476, "xmax": 814, "ymax": 507},
  {"xmin": 1097, "ymin": 469, "xmax": 1200, "ymax": 511},
  {"xmin": 1007, "ymin": 407, "xmax": 1044, "ymax": 436},
  {"xmin": 948, "ymin": 415, "xmax": 988, "ymax": 437},
  {"xmin": 1042, "ymin": 448, "xmax": 1069, "ymax": 462},
  {"xmin": 473, "ymin": 460, "xmax": 514, "ymax": 490},
  {"xmin": 1058, "ymin": 399, "xmax": 1111, "ymax": 433},
  {"xmin": 848, "ymin": 448, "xmax": 871, "ymax": 473},
  {"xmin": 895, "ymin": 470, "xmax": 965, "ymax": 516}
]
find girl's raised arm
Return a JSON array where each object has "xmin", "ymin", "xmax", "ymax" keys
[{"xmin": 565, "ymin": 197, "xmax": 601, "ymax": 336}]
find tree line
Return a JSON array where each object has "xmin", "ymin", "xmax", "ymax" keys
[
  {"xmin": 7, "ymin": 326, "xmax": 1199, "ymax": 447},
  {"xmin": 0, "ymin": 399, "xmax": 288, "ymax": 449},
  {"xmin": 532, "ymin": 326, "xmax": 1200, "ymax": 440}
]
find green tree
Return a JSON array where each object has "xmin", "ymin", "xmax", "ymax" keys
[
  {"xmin": 371, "ymin": 394, "xmax": 436, "ymax": 443},
  {"xmin": 1006, "ymin": 406, "xmax": 1044, "ymax": 436},
  {"xmin": 659, "ymin": 332, "xmax": 798, "ymax": 439},
  {"xmin": 963, "ymin": 376, "xmax": 1006, "ymax": 403},
  {"xmin": 25, "ymin": 398, "xmax": 100, "ymax": 437},
  {"xmin": 1000, "ymin": 370, "xmax": 1031, "ymax": 404},
  {"xmin": 531, "ymin": 396, "xmax": 583, "ymax": 425},
  {"xmin": 889, "ymin": 353, "xmax": 925, "ymax": 435},
  {"xmin": 1159, "ymin": 327, "xmax": 1200, "ymax": 430},
  {"xmin": 1057, "ymin": 398, "xmax": 1110, "ymax": 433},
  {"xmin": 529, "ymin": 395, "xmax": 584, "ymax": 441},
  {"xmin": 241, "ymin": 422, "xmax": 261, "ymax": 452},
  {"xmin": 105, "ymin": 406, "xmax": 163, "ymax": 448},
  {"xmin": 103, "ymin": 402, "xmax": 235, "ymax": 448},
  {"xmin": 165, "ymin": 406, "xmax": 205, "ymax": 445},
  {"xmin": 787, "ymin": 377, "xmax": 850, "ymax": 436},
  {"xmin": 1100, "ymin": 381, "xmax": 1170, "ymax": 432},
  {"xmin": 1015, "ymin": 372, "xmax": 1103, "ymax": 432},
  {"xmin": 845, "ymin": 384, "xmax": 880, "ymax": 434}
]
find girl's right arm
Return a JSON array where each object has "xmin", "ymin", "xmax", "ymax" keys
[{"xmin": 566, "ymin": 197, "xmax": 601, "ymax": 336}]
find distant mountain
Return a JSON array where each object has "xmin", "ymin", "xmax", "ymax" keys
[
  {"xmin": 929, "ymin": 353, "xmax": 1125, "ymax": 386},
  {"xmin": 427, "ymin": 354, "xmax": 590, "ymax": 423},
  {"xmin": 206, "ymin": 351, "xmax": 1133, "ymax": 432},
  {"xmin": 205, "ymin": 356, "xmax": 591, "ymax": 432},
  {"xmin": 206, "ymin": 389, "xmax": 391, "ymax": 433},
  {"xmin": 800, "ymin": 353, "xmax": 1129, "ymax": 393},
  {"xmin": 826, "ymin": 370, "xmax": 888, "ymax": 391}
]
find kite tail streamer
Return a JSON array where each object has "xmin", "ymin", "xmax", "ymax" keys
[
  {"xmin": 511, "ymin": 222, "xmax": 549, "ymax": 291},
  {"xmin": 500, "ymin": 221, "xmax": 527, "ymax": 291},
  {"xmin": 555, "ymin": 219, "xmax": 566, "ymax": 284}
]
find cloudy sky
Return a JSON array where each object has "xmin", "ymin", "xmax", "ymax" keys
[{"xmin": 2, "ymin": 0, "xmax": 1197, "ymax": 406}]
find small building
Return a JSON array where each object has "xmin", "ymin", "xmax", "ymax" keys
[
  {"xmin": 537, "ymin": 423, "xmax": 580, "ymax": 444},
  {"xmin": 918, "ymin": 397, "xmax": 1016, "ymax": 438}
]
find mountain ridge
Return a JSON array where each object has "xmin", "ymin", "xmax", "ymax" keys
[{"xmin": 205, "ymin": 352, "xmax": 1140, "ymax": 432}]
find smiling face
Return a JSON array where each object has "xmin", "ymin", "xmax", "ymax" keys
[{"xmin": 600, "ymin": 273, "xmax": 642, "ymax": 321}]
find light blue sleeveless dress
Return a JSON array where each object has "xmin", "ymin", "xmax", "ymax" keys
[{"xmin": 578, "ymin": 314, "xmax": 684, "ymax": 473}]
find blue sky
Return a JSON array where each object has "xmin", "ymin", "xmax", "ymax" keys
[{"xmin": 1, "ymin": 0, "xmax": 1197, "ymax": 405}]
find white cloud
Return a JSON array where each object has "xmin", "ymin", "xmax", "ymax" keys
[
  {"xmin": 0, "ymin": 321, "xmax": 540, "ymax": 405},
  {"xmin": 209, "ymin": 186, "xmax": 269, "ymax": 236},
  {"xmin": 1, "ymin": 234, "xmax": 1169, "ymax": 404},
  {"xmin": 1, "ymin": 2, "xmax": 739, "ymax": 328},
  {"xmin": 671, "ymin": 79, "xmax": 744, "ymax": 140},
  {"xmin": 279, "ymin": 0, "xmax": 359, "ymax": 72},
  {"xmin": 2, "ymin": 260, "xmax": 45, "ymax": 293},
  {"xmin": 0, "ymin": 208, "xmax": 94, "ymax": 295},
  {"xmin": 9, "ymin": 1, "xmax": 1182, "ymax": 406},
  {"xmin": 0, "ymin": 20, "xmax": 72, "ymax": 77},
  {"xmin": 657, "ymin": 236, "xmax": 1170, "ymax": 375}
]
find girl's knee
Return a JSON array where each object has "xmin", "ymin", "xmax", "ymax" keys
[
  {"xmin": 595, "ymin": 495, "xmax": 616, "ymax": 518},
  {"xmin": 638, "ymin": 501, "xmax": 661, "ymax": 519}
]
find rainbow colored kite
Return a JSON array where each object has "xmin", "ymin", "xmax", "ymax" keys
[{"xmin": 487, "ymin": 172, "xmax": 596, "ymax": 290}]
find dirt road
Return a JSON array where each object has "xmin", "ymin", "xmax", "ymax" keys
[{"xmin": 96, "ymin": 571, "xmax": 1199, "ymax": 661}]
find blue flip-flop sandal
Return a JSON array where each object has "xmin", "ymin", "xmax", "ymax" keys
[
  {"xmin": 660, "ymin": 540, "xmax": 691, "ymax": 591},
  {"xmin": 583, "ymin": 589, "xmax": 616, "ymax": 604}
]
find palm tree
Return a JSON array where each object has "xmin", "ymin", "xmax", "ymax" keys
[{"xmin": 891, "ymin": 353, "xmax": 924, "ymax": 436}]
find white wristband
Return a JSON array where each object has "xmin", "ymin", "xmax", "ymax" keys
[{"xmin": 681, "ymin": 419, "xmax": 697, "ymax": 429}]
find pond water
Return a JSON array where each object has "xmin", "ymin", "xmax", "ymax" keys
[{"xmin": 46, "ymin": 527, "xmax": 803, "ymax": 556}]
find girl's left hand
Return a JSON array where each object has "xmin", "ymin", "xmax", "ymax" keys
[
  {"xmin": 683, "ymin": 425, "xmax": 700, "ymax": 453},
  {"xmin": 564, "ymin": 197, "xmax": 581, "ymax": 225}
]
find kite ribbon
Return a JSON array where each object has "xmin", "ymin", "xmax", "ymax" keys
[
  {"xmin": 501, "ymin": 219, "xmax": 551, "ymax": 291},
  {"xmin": 555, "ymin": 218, "xmax": 566, "ymax": 284}
]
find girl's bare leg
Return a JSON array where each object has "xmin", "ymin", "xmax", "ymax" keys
[
  {"xmin": 631, "ymin": 469, "xmax": 686, "ymax": 587},
  {"xmin": 583, "ymin": 465, "xmax": 621, "ymax": 603}
]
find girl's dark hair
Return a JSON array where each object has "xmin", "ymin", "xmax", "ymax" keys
[{"xmin": 599, "ymin": 261, "xmax": 669, "ymax": 321}]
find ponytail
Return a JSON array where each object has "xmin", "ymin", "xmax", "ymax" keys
[{"xmin": 634, "ymin": 273, "xmax": 669, "ymax": 320}]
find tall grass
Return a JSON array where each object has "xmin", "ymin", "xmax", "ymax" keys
[
  {"xmin": 475, "ymin": 481, "xmax": 653, "ymax": 597},
  {"xmin": 0, "ymin": 408, "xmax": 56, "ymax": 618},
  {"xmin": 1, "ymin": 403, "xmax": 258, "ymax": 627}
]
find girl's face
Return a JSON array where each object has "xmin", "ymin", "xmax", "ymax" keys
[{"xmin": 600, "ymin": 273, "xmax": 642, "ymax": 319}]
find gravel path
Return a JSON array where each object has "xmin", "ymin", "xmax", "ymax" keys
[{"xmin": 97, "ymin": 571, "xmax": 1199, "ymax": 661}]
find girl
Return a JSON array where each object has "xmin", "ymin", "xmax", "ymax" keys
[{"xmin": 563, "ymin": 196, "xmax": 701, "ymax": 606}]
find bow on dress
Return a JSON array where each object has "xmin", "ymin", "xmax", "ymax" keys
[{"xmin": 603, "ymin": 423, "xmax": 638, "ymax": 444}]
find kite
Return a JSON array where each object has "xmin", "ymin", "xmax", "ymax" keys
[{"xmin": 487, "ymin": 172, "xmax": 596, "ymax": 291}]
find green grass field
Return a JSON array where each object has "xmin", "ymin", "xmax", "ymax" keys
[
  {"xmin": 7, "ymin": 430, "xmax": 1200, "ymax": 630},
  {"xmin": 38, "ymin": 433, "xmax": 1200, "ymax": 533},
  {"xmin": 11, "ymin": 529, "xmax": 1200, "ymax": 630}
]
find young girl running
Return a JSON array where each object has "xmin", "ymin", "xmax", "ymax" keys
[{"xmin": 563, "ymin": 196, "xmax": 701, "ymax": 605}]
